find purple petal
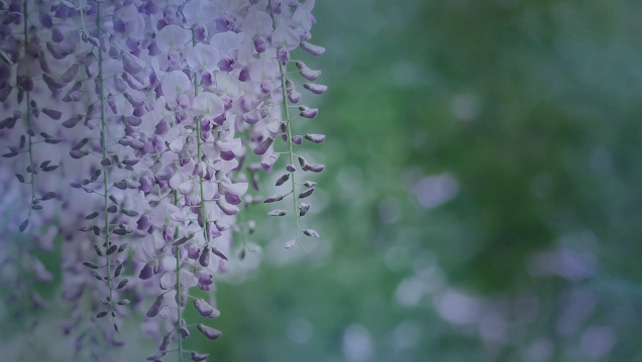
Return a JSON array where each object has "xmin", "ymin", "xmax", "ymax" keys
[
  {"xmin": 299, "ymin": 106, "xmax": 318, "ymax": 118},
  {"xmin": 299, "ymin": 202, "xmax": 311, "ymax": 217},
  {"xmin": 303, "ymin": 229, "xmax": 320, "ymax": 238},
  {"xmin": 198, "ymin": 272, "xmax": 213, "ymax": 290},
  {"xmin": 137, "ymin": 215, "xmax": 150, "ymax": 230},
  {"xmin": 303, "ymin": 83, "xmax": 327, "ymax": 95},
  {"xmin": 199, "ymin": 246, "xmax": 210, "ymax": 267},
  {"xmin": 304, "ymin": 133, "xmax": 325, "ymax": 143},
  {"xmin": 146, "ymin": 294, "xmax": 164, "ymax": 317},
  {"xmin": 217, "ymin": 201, "xmax": 239, "ymax": 216},
  {"xmin": 139, "ymin": 176, "xmax": 153, "ymax": 193},
  {"xmin": 139, "ymin": 263, "xmax": 153, "ymax": 280},
  {"xmin": 277, "ymin": 47, "xmax": 290, "ymax": 64},
  {"xmin": 254, "ymin": 35, "xmax": 267, "ymax": 53},
  {"xmin": 225, "ymin": 192, "xmax": 241, "ymax": 205},
  {"xmin": 287, "ymin": 89, "xmax": 301, "ymax": 104},
  {"xmin": 194, "ymin": 299, "xmax": 220, "ymax": 318},
  {"xmin": 300, "ymin": 41, "xmax": 325, "ymax": 56},
  {"xmin": 191, "ymin": 352, "xmax": 209, "ymax": 362},
  {"xmin": 243, "ymin": 109, "xmax": 265, "ymax": 124},
  {"xmin": 253, "ymin": 137, "xmax": 273, "ymax": 155},
  {"xmin": 275, "ymin": 173, "xmax": 290, "ymax": 187},
  {"xmin": 304, "ymin": 163, "xmax": 325, "ymax": 173},
  {"xmin": 180, "ymin": 327, "xmax": 190, "ymax": 339},
  {"xmin": 196, "ymin": 324, "xmax": 222, "ymax": 340},
  {"xmin": 61, "ymin": 64, "xmax": 79, "ymax": 83},
  {"xmin": 295, "ymin": 61, "xmax": 321, "ymax": 81}
]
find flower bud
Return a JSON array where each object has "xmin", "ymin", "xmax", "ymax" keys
[
  {"xmin": 295, "ymin": 61, "xmax": 322, "ymax": 81},
  {"xmin": 299, "ymin": 202, "xmax": 311, "ymax": 217},
  {"xmin": 197, "ymin": 324, "xmax": 222, "ymax": 340},
  {"xmin": 194, "ymin": 299, "xmax": 221, "ymax": 318},
  {"xmin": 303, "ymin": 229, "xmax": 320, "ymax": 238},
  {"xmin": 304, "ymin": 133, "xmax": 325, "ymax": 143},
  {"xmin": 288, "ymin": 89, "xmax": 301, "ymax": 104},
  {"xmin": 146, "ymin": 294, "xmax": 164, "ymax": 318},
  {"xmin": 299, "ymin": 105, "xmax": 318, "ymax": 118},
  {"xmin": 301, "ymin": 41, "xmax": 326, "ymax": 56},
  {"xmin": 199, "ymin": 246, "xmax": 210, "ymax": 267},
  {"xmin": 192, "ymin": 352, "xmax": 209, "ymax": 362},
  {"xmin": 253, "ymin": 137, "xmax": 274, "ymax": 155},
  {"xmin": 275, "ymin": 173, "xmax": 290, "ymax": 186},
  {"xmin": 303, "ymin": 83, "xmax": 327, "ymax": 95}
]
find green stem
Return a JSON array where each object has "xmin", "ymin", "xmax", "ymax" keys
[
  {"xmin": 95, "ymin": 1, "xmax": 115, "ymax": 318},
  {"xmin": 279, "ymin": 62, "xmax": 305, "ymax": 249},
  {"xmin": 192, "ymin": 29, "xmax": 210, "ymax": 246},
  {"xmin": 173, "ymin": 191, "xmax": 184, "ymax": 362},
  {"xmin": 269, "ymin": 1, "xmax": 305, "ymax": 250},
  {"xmin": 23, "ymin": 1, "xmax": 35, "ymax": 223},
  {"xmin": 175, "ymin": 251, "xmax": 183, "ymax": 361}
]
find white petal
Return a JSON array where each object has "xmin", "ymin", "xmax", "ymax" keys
[
  {"xmin": 160, "ymin": 272, "xmax": 176, "ymax": 290},
  {"xmin": 203, "ymin": 182, "xmax": 219, "ymax": 201},
  {"xmin": 169, "ymin": 137, "xmax": 185, "ymax": 153},
  {"xmin": 183, "ymin": 0, "xmax": 219, "ymax": 26},
  {"xmin": 170, "ymin": 209, "xmax": 187, "ymax": 222},
  {"xmin": 293, "ymin": 6, "xmax": 313, "ymax": 31},
  {"xmin": 161, "ymin": 70, "xmax": 192, "ymax": 99},
  {"xmin": 242, "ymin": 10, "xmax": 273, "ymax": 35},
  {"xmin": 169, "ymin": 172, "xmax": 185, "ymax": 189},
  {"xmin": 162, "ymin": 256, "xmax": 176, "ymax": 272},
  {"xmin": 248, "ymin": 57, "xmax": 279, "ymax": 81},
  {"xmin": 186, "ymin": 43, "xmax": 220, "ymax": 73},
  {"xmin": 271, "ymin": 25, "xmax": 300, "ymax": 51},
  {"xmin": 150, "ymin": 203, "xmax": 180, "ymax": 227},
  {"xmin": 180, "ymin": 269, "xmax": 198, "ymax": 288},
  {"xmin": 216, "ymin": 139, "xmax": 241, "ymax": 152},
  {"xmin": 210, "ymin": 31, "xmax": 240, "ymax": 54},
  {"xmin": 213, "ymin": 72, "xmax": 240, "ymax": 97},
  {"xmin": 223, "ymin": 181, "xmax": 248, "ymax": 196},
  {"xmin": 202, "ymin": 143, "xmax": 220, "ymax": 160},
  {"xmin": 221, "ymin": 159, "xmax": 239, "ymax": 173},
  {"xmin": 178, "ymin": 180, "xmax": 193, "ymax": 195},
  {"xmin": 193, "ymin": 92, "xmax": 224, "ymax": 117},
  {"xmin": 156, "ymin": 24, "xmax": 190, "ymax": 52}
]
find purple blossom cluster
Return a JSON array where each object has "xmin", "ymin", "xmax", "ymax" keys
[{"xmin": 0, "ymin": 0, "xmax": 326, "ymax": 360}]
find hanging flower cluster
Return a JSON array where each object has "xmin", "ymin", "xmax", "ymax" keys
[{"xmin": 0, "ymin": 0, "xmax": 326, "ymax": 360}]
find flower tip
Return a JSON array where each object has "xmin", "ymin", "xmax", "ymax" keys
[
  {"xmin": 303, "ymin": 83, "xmax": 327, "ymax": 95},
  {"xmin": 301, "ymin": 41, "xmax": 325, "ymax": 56},
  {"xmin": 303, "ymin": 229, "xmax": 320, "ymax": 238},
  {"xmin": 298, "ymin": 106, "xmax": 318, "ymax": 119},
  {"xmin": 197, "ymin": 323, "xmax": 222, "ymax": 340}
]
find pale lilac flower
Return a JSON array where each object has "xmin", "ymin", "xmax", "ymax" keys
[{"xmin": 1, "ymin": 0, "xmax": 327, "ymax": 359}]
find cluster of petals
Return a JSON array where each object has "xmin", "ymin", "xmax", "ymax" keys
[{"xmin": 0, "ymin": 0, "xmax": 325, "ymax": 360}]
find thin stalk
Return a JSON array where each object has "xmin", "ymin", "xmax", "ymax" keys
[
  {"xmin": 191, "ymin": 29, "xmax": 210, "ymax": 246},
  {"xmin": 173, "ymin": 191, "xmax": 184, "ymax": 362},
  {"xmin": 279, "ymin": 62, "xmax": 306, "ymax": 251},
  {"xmin": 95, "ymin": 1, "xmax": 115, "ymax": 319},
  {"xmin": 175, "ymin": 243, "xmax": 184, "ymax": 361},
  {"xmin": 269, "ymin": 1, "xmax": 306, "ymax": 250},
  {"xmin": 23, "ymin": 1, "xmax": 35, "ymax": 224}
]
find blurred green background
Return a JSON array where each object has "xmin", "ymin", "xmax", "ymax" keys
[
  {"xmin": 212, "ymin": 1, "xmax": 642, "ymax": 361},
  {"xmin": 4, "ymin": 0, "xmax": 642, "ymax": 361}
]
